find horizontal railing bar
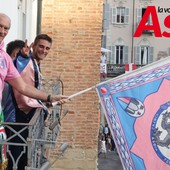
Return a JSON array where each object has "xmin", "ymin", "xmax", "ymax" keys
[
  {"xmin": 28, "ymin": 138, "xmax": 57, "ymax": 144},
  {"xmin": 0, "ymin": 141, "xmax": 27, "ymax": 146}
]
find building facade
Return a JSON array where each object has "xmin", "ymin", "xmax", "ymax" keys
[
  {"xmin": 0, "ymin": 0, "xmax": 37, "ymax": 46},
  {"xmin": 102, "ymin": 0, "xmax": 170, "ymax": 69}
]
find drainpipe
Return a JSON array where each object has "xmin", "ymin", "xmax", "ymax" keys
[
  {"xmin": 131, "ymin": 0, "xmax": 135, "ymax": 63},
  {"xmin": 37, "ymin": 0, "xmax": 43, "ymax": 35}
]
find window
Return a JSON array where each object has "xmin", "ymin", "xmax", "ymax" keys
[
  {"xmin": 112, "ymin": 7, "xmax": 129, "ymax": 24},
  {"xmin": 142, "ymin": 8, "xmax": 152, "ymax": 25},
  {"xmin": 116, "ymin": 46, "xmax": 124, "ymax": 64},
  {"xmin": 140, "ymin": 46, "xmax": 149, "ymax": 65},
  {"xmin": 135, "ymin": 46, "xmax": 153, "ymax": 65},
  {"xmin": 117, "ymin": 7, "xmax": 125, "ymax": 24},
  {"xmin": 137, "ymin": 8, "xmax": 152, "ymax": 27},
  {"xmin": 108, "ymin": 45, "xmax": 128, "ymax": 64}
]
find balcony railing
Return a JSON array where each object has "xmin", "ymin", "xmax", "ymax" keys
[
  {"xmin": 107, "ymin": 64, "xmax": 125, "ymax": 77},
  {"xmin": 0, "ymin": 79, "xmax": 64, "ymax": 170},
  {"xmin": 100, "ymin": 64, "xmax": 145, "ymax": 78}
]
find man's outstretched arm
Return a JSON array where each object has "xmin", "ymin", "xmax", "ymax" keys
[{"xmin": 7, "ymin": 76, "xmax": 68, "ymax": 104}]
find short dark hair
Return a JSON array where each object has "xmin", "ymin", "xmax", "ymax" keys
[
  {"xmin": 6, "ymin": 40, "xmax": 25, "ymax": 56},
  {"xmin": 34, "ymin": 34, "xmax": 52, "ymax": 45}
]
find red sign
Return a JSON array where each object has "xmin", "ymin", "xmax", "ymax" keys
[
  {"xmin": 134, "ymin": 6, "xmax": 170, "ymax": 38},
  {"xmin": 125, "ymin": 63, "xmax": 136, "ymax": 73}
]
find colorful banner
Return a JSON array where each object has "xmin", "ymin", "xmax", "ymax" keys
[{"xmin": 96, "ymin": 57, "xmax": 170, "ymax": 170}]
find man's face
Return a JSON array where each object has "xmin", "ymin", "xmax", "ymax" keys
[
  {"xmin": 32, "ymin": 39, "xmax": 52, "ymax": 63},
  {"xmin": 0, "ymin": 15, "xmax": 10, "ymax": 43}
]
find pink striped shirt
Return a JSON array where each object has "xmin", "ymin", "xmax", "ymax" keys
[{"xmin": 0, "ymin": 41, "xmax": 20, "ymax": 101}]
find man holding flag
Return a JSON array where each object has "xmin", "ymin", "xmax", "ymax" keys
[{"xmin": 0, "ymin": 12, "xmax": 68, "ymax": 169}]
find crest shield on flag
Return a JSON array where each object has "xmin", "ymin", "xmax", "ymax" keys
[{"xmin": 96, "ymin": 57, "xmax": 170, "ymax": 170}]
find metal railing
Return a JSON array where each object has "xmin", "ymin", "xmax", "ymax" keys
[
  {"xmin": 0, "ymin": 79, "xmax": 63, "ymax": 170},
  {"xmin": 101, "ymin": 64, "xmax": 145, "ymax": 78}
]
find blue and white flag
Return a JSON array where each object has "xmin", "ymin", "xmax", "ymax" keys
[{"xmin": 96, "ymin": 57, "xmax": 170, "ymax": 170}]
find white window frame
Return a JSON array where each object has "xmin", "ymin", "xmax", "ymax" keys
[
  {"xmin": 136, "ymin": 8, "xmax": 152, "ymax": 27},
  {"xmin": 18, "ymin": 0, "xmax": 27, "ymax": 39},
  {"xmin": 142, "ymin": 8, "xmax": 152, "ymax": 25},
  {"xmin": 112, "ymin": 7, "xmax": 129, "ymax": 24},
  {"xmin": 117, "ymin": 7, "xmax": 125, "ymax": 24},
  {"xmin": 18, "ymin": 0, "xmax": 34, "ymax": 42},
  {"xmin": 140, "ymin": 46, "xmax": 149, "ymax": 65},
  {"xmin": 135, "ymin": 45, "xmax": 153, "ymax": 65},
  {"xmin": 108, "ymin": 45, "xmax": 128, "ymax": 64},
  {"xmin": 116, "ymin": 45, "xmax": 124, "ymax": 64}
]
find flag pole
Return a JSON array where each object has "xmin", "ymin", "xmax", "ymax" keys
[
  {"xmin": 52, "ymin": 85, "xmax": 97, "ymax": 106},
  {"xmin": 52, "ymin": 56, "xmax": 170, "ymax": 106}
]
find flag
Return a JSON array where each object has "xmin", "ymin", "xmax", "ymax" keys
[{"xmin": 96, "ymin": 57, "xmax": 170, "ymax": 170}]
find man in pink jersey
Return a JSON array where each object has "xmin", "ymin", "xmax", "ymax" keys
[
  {"xmin": 0, "ymin": 13, "xmax": 68, "ymax": 169},
  {"xmin": 0, "ymin": 13, "xmax": 67, "ymax": 109}
]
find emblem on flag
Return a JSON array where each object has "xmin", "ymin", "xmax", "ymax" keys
[
  {"xmin": 151, "ymin": 102, "xmax": 170, "ymax": 164},
  {"xmin": 118, "ymin": 97, "xmax": 144, "ymax": 117}
]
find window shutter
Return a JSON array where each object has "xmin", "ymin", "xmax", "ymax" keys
[
  {"xmin": 104, "ymin": 4, "xmax": 110, "ymax": 29},
  {"xmin": 111, "ymin": 46, "xmax": 116, "ymax": 64},
  {"xmin": 112, "ymin": 8, "xmax": 116, "ymax": 24},
  {"xmin": 134, "ymin": 46, "xmax": 140, "ymax": 64},
  {"xmin": 123, "ymin": 46, "xmax": 128, "ymax": 64},
  {"xmin": 107, "ymin": 46, "xmax": 111, "ymax": 63},
  {"xmin": 148, "ymin": 46, "xmax": 154, "ymax": 63},
  {"xmin": 101, "ymin": 35, "xmax": 106, "ymax": 48},
  {"xmin": 125, "ymin": 8, "xmax": 129, "ymax": 24},
  {"xmin": 136, "ymin": 9, "xmax": 142, "ymax": 27}
]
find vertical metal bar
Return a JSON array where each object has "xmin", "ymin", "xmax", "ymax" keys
[{"xmin": 131, "ymin": 0, "xmax": 135, "ymax": 63}]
